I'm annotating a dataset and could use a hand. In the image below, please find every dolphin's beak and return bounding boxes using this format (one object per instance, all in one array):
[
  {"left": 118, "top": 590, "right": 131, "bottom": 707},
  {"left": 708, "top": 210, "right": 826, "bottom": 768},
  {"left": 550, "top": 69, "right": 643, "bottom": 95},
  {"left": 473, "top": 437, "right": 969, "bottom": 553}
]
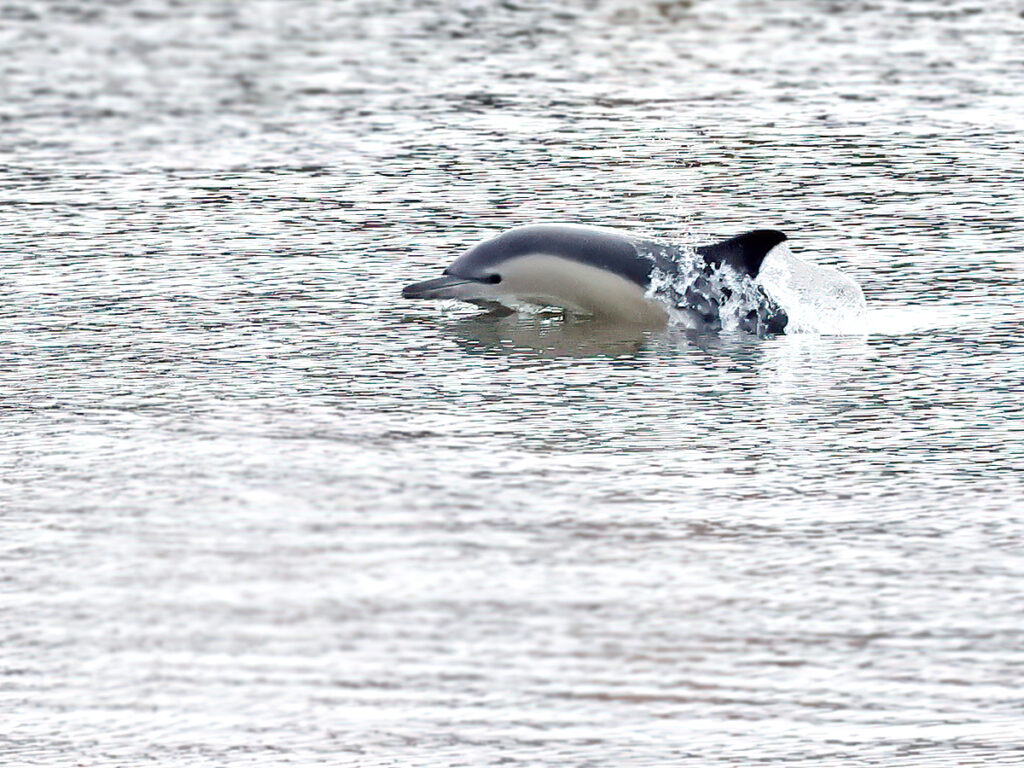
[{"left": 402, "top": 275, "right": 481, "bottom": 300}]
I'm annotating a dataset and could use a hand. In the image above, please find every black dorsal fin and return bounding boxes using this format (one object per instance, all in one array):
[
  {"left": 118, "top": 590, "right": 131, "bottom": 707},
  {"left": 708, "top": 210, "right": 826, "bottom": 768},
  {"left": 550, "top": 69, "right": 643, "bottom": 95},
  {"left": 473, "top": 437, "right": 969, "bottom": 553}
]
[{"left": 695, "top": 229, "right": 788, "bottom": 277}]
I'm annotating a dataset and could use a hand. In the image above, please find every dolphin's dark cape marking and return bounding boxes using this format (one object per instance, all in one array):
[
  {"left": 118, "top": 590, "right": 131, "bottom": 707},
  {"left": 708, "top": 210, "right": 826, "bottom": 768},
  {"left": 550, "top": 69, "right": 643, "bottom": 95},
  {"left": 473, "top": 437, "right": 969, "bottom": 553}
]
[{"left": 402, "top": 224, "right": 789, "bottom": 334}]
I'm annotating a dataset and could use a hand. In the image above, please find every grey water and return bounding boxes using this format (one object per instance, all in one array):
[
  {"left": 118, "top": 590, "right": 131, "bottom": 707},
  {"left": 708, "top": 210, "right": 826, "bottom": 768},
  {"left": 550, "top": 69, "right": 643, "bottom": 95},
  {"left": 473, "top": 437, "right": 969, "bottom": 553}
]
[{"left": 2, "top": 0, "right": 1024, "bottom": 765}]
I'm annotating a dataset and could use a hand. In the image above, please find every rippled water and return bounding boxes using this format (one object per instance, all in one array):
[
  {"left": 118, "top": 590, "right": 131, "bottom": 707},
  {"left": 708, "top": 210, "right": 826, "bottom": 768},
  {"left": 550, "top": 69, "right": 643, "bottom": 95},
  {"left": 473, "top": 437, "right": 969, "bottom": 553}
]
[{"left": 3, "top": 1, "right": 1024, "bottom": 765}]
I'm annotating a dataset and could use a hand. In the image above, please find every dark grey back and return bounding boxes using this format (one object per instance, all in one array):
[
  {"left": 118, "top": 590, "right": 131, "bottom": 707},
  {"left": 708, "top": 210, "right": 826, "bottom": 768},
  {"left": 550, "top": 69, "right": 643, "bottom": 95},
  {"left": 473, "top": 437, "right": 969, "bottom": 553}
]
[
  {"left": 445, "top": 225, "right": 657, "bottom": 287},
  {"left": 444, "top": 225, "right": 787, "bottom": 287}
]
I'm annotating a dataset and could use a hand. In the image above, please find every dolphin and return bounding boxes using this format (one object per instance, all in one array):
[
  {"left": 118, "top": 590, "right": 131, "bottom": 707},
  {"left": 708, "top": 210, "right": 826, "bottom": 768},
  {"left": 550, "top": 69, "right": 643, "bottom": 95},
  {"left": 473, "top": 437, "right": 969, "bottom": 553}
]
[{"left": 402, "top": 224, "right": 789, "bottom": 334}]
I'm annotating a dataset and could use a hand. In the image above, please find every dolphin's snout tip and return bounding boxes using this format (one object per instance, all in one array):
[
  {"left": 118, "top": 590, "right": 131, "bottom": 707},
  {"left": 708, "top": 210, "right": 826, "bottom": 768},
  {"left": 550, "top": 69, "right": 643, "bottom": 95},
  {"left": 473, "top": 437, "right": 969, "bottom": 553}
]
[
  {"left": 402, "top": 277, "right": 440, "bottom": 299},
  {"left": 401, "top": 275, "right": 473, "bottom": 300}
]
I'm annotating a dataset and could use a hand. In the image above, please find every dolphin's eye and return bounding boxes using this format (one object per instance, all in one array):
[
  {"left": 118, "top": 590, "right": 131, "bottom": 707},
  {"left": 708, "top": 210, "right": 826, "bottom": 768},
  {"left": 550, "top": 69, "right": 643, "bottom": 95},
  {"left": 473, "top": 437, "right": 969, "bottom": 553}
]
[{"left": 484, "top": 274, "right": 502, "bottom": 284}]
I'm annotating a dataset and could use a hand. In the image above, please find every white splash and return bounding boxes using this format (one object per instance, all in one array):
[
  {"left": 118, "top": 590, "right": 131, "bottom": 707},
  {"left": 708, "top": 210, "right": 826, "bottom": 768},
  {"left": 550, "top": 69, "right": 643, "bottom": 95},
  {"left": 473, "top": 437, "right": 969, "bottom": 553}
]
[
  {"left": 757, "top": 243, "right": 868, "bottom": 335},
  {"left": 647, "top": 243, "right": 788, "bottom": 335},
  {"left": 860, "top": 301, "right": 1024, "bottom": 336},
  {"left": 716, "top": 263, "right": 775, "bottom": 333}
]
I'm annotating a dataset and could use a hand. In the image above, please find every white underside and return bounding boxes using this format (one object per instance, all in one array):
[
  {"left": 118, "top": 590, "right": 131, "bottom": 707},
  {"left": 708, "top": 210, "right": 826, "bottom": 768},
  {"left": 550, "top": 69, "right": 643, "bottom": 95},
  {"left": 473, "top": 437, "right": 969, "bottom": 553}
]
[{"left": 493, "top": 254, "right": 668, "bottom": 325}]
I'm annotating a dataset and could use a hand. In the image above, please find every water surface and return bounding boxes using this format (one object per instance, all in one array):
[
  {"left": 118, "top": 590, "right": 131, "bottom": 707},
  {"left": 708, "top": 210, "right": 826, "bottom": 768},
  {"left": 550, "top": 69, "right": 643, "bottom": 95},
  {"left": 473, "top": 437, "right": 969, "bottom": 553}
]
[{"left": 2, "top": 1, "right": 1023, "bottom": 765}]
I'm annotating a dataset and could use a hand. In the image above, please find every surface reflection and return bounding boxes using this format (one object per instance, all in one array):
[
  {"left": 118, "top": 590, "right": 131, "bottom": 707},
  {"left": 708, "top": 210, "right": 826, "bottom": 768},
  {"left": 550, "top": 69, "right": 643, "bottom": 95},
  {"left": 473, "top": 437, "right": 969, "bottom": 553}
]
[{"left": 447, "top": 313, "right": 652, "bottom": 359}]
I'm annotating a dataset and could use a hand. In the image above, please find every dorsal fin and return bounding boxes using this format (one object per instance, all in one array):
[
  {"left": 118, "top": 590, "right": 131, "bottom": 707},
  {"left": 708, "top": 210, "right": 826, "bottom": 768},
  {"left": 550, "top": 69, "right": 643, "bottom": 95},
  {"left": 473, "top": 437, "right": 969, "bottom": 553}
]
[{"left": 696, "top": 229, "right": 787, "bottom": 277}]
